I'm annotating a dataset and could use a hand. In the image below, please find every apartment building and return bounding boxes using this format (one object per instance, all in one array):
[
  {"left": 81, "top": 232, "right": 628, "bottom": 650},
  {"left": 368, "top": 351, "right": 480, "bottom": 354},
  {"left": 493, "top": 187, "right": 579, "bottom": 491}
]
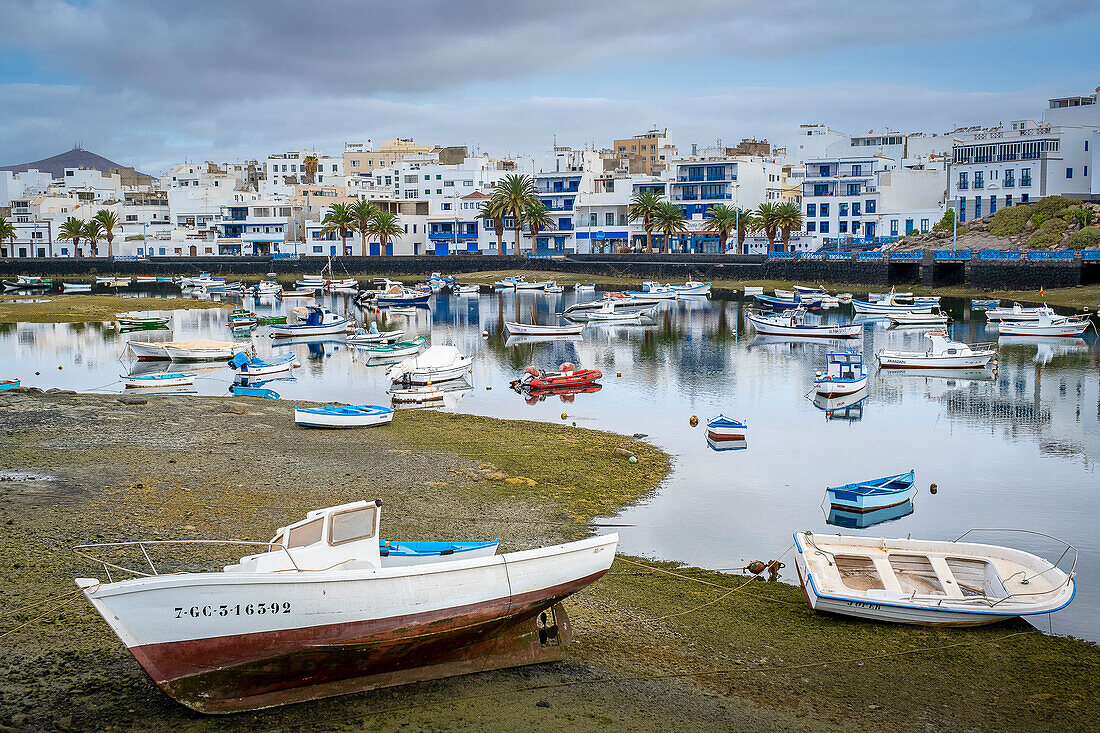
[
  {"left": 612, "top": 129, "right": 670, "bottom": 175},
  {"left": 214, "top": 201, "right": 293, "bottom": 256}
]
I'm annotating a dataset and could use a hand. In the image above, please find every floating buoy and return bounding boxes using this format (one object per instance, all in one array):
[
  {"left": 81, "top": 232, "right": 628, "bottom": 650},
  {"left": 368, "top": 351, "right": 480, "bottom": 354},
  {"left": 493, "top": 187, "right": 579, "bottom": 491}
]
[
  {"left": 486, "top": 385, "right": 492, "bottom": 390},
  {"left": 616, "top": 372, "right": 622, "bottom": 378},
  {"left": 58, "top": 365, "right": 63, "bottom": 370},
  {"left": 689, "top": 415, "right": 699, "bottom": 427},
  {"left": 35, "top": 371, "right": 40, "bottom": 376},
  {"left": 628, "top": 456, "right": 637, "bottom": 464},
  {"left": 747, "top": 560, "right": 766, "bottom": 575},
  {"left": 560, "top": 412, "right": 568, "bottom": 420},
  {"left": 571, "top": 421, "right": 576, "bottom": 426},
  {"left": 482, "top": 330, "right": 489, "bottom": 338},
  {"left": 929, "top": 483, "right": 938, "bottom": 495}
]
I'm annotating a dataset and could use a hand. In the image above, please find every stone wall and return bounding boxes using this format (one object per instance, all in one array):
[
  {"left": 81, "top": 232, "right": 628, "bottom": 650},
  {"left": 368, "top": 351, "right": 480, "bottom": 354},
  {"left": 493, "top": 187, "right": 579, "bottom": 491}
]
[{"left": 969, "top": 262, "right": 1081, "bottom": 290}]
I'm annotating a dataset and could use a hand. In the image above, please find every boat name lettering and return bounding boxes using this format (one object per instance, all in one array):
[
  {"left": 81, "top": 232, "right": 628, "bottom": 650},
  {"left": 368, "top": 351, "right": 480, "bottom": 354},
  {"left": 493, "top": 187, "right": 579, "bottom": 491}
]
[
  {"left": 844, "top": 601, "right": 881, "bottom": 610},
  {"left": 174, "top": 602, "right": 291, "bottom": 619}
]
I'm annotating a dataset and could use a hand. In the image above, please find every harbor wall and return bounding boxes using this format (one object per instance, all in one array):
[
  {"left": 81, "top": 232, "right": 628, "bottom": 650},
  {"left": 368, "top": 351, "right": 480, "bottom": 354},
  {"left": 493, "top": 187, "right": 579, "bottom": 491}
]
[{"left": 0, "top": 254, "right": 1087, "bottom": 291}]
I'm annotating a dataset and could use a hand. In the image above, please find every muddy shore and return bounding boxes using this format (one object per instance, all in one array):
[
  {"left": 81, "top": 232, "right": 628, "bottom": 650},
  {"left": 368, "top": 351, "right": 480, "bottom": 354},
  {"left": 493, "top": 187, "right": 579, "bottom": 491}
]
[
  {"left": 1, "top": 392, "right": 1097, "bottom": 732},
  {"left": 0, "top": 294, "right": 224, "bottom": 324}
]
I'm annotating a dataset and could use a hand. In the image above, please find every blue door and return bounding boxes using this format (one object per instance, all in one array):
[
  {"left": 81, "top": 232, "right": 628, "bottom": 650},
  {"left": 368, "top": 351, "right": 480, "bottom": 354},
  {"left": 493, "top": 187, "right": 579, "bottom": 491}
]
[
  {"left": 434, "top": 242, "right": 449, "bottom": 256},
  {"left": 386, "top": 243, "right": 393, "bottom": 256},
  {"left": 370, "top": 242, "right": 381, "bottom": 257},
  {"left": 330, "top": 245, "right": 337, "bottom": 256}
]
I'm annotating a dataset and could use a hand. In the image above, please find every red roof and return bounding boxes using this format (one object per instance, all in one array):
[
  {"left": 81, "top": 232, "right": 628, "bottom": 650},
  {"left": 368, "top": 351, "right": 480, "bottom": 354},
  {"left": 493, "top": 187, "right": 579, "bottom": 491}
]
[{"left": 462, "top": 191, "right": 490, "bottom": 199}]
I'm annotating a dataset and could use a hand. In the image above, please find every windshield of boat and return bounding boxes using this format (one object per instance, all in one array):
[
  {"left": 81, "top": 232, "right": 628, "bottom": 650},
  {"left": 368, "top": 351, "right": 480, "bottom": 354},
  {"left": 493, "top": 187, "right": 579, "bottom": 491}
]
[
  {"left": 287, "top": 517, "right": 323, "bottom": 548},
  {"left": 330, "top": 505, "right": 377, "bottom": 545}
]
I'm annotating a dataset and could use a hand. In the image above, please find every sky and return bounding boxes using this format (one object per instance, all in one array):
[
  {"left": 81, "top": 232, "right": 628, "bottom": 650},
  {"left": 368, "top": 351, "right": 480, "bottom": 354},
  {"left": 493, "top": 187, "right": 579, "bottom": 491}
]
[{"left": 1, "top": 0, "right": 1099, "bottom": 175}]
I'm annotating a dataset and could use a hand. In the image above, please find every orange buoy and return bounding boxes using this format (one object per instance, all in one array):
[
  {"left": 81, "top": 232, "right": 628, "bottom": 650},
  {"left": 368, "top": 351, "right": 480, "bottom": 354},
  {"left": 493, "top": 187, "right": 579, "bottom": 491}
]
[
  {"left": 560, "top": 412, "right": 568, "bottom": 420},
  {"left": 747, "top": 560, "right": 766, "bottom": 575},
  {"left": 689, "top": 415, "right": 699, "bottom": 427}
]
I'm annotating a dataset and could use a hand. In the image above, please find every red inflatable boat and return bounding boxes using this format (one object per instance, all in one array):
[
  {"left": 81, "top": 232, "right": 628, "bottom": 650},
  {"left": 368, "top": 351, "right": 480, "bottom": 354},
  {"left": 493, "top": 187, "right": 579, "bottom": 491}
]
[{"left": 510, "top": 363, "right": 603, "bottom": 392}]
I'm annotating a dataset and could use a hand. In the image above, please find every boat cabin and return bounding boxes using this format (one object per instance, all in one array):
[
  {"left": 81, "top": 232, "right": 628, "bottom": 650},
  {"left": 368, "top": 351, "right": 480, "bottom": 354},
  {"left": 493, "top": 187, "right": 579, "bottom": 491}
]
[
  {"left": 822, "top": 350, "right": 866, "bottom": 380},
  {"left": 301, "top": 306, "right": 343, "bottom": 327},
  {"left": 225, "top": 500, "right": 383, "bottom": 573}
]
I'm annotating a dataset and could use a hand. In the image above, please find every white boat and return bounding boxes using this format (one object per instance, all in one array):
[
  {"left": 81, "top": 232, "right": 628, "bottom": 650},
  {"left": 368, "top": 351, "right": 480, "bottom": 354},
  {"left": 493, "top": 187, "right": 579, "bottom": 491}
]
[
  {"left": 385, "top": 306, "right": 418, "bottom": 316},
  {"left": 388, "top": 385, "right": 446, "bottom": 404},
  {"left": 122, "top": 372, "right": 197, "bottom": 389},
  {"left": 747, "top": 310, "right": 862, "bottom": 339},
  {"left": 74, "top": 500, "right": 617, "bottom": 712},
  {"left": 62, "top": 282, "right": 92, "bottom": 293},
  {"left": 270, "top": 307, "right": 354, "bottom": 338},
  {"left": 586, "top": 301, "right": 656, "bottom": 322},
  {"left": 163, "top": 338, "right": 251, "bottom": 362},
  {"left": 813, "top": 349, "right": 869, "bottom": 396},
  {"left": 563, "top": 294, "right": 660, "bottom": 317},
  {"left": 852, "top": 297, "right": 934, "bottom": 315},
  {"left": 678, "top": 280, "right": 711, "bottom": 296},
  {"left": 201, "top": 281, "right": 244, "bottom": 294},
  {"left": 505, "top": 322, "right": 585, "bottom": 336},
  {"left": 326, "top": 278, "right": 359, "bottom": 291},
  {"left": 515, "top": 280, "right": 554, "bottom": 290},
  {"left": 774, "top": 288, "right": 796, "bottom": 299},
  {"left": 229, "top": 352, "right": 297, "bottom": 378},
  {"left": 573, "top": 283, "right": 596, "bottom": 291},
  {"left": 793, "top": 530, "right": 1076, "bottom": 627},
  {"left": 494, "top": 276, "right": 524, "bottom": 289},
  {"left": 885, "top": 309, "right": 950, "bottom": 326},
  {"left": 386, "top": 344, "right": 472, "bottom": 385},
  {"left": 868, "top": 289, "right": 912, "bottom": 300},
  {"left": 456, "top": 284, "right": 480, "bottom": 295},
  {"left": 134, "top": 276, "right": 157, "bottom": 284},
  {"left": 877, "top": 332, "right": 996, "bottom": 369},
  {"left": 251, "top": 280, "right": 281, "bottom": 295},
  {"left": 295, "top": 275, "right": 328, "bottom": 291},
  {"left": 180, "top": 273, "right": 224, "bottom": 288},
  {"left": 742, "top": 286, "right": 764, "bottom": 296},
  {"left": 346, "top": 324, "right": 405, "bottom": 344},
  {"left": 294, "top": 404, "right": 394, "bottom": 428},
  {"left": 985, "top": 302, "right": 1045, "bottom": 322},
  {"left": 997, "top": 308, "right": 1092, "bottom": 337},
  {"left": 793, "top": 285, "right": 828, "bottom": 295},
  {"left": 543, "top": 282, "right": 564, "bottom": 293}
]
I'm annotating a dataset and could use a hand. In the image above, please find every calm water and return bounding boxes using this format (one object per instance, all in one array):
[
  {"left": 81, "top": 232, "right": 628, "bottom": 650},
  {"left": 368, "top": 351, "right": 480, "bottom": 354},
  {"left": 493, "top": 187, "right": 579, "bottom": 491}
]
[{"left": 3, "top": 289, "right": 1098, "bottom": 639}]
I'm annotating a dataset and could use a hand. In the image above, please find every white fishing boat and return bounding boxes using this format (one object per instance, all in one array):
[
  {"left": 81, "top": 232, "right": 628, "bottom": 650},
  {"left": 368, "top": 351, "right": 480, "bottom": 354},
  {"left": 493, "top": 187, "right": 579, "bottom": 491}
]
[
  {"left": 746, "top": 310, "right": 862, "bottom": 339},
  {"left": 346, "top": 324, "right": 405, "bottom": 344},
  {"left": 494, "top": 276, "right": 524, "bottom": 289},
  {"left": 74, "top": 500, "right": 617, "bottom": 712},
  {"left": 997, "top": 308, "right": 1092, "bottom": 337},
  {"left": 885, "top": 309, "right": 950, "bottom": 326},
  {"left": 250, "top": 280, "right": 281, "bottom": 295},
  {"left": 543, "top": 282, "right": 564, "bottom": 294},
  {"left": 295, "top": 275, "right": 328, "bottom": 291},
  {"left": 515, "top": 279, "right": 554, "bottom": 290},
  {"left": 180, "top": 273, "right": 224, "bottom": 288},
  {"left": 122, "top": 372, "right": 197, "bottom": 389},
  {"left": 793, "top": 529, "right": 1076, "bottom": 627},
  {"left": 504, "top": 322, "right": 585, "bottom": 336},
  {"left": 62, "top": 282, "right": 92, "bottom": 293},
  {"left": 868, "top": 289, "right": 913, "bottom": 300},
  {"left": 163, "top": 338, "right": 251, "bottom": 362},
  {"left": 573, "top": 283, "right": 596, "bottom": 291},
  {"left": 270, "top": 307, "right": 354, "bottom": 338},
  {"left": 985, "top": 302, "right": 1045, "bottom": 322},
  {"left": 877, "top": 332, "right": 996, "bottom": 369},
  {"left": 742, "top": 286, "right": 764, "bottom": 296},
  {"left": 201, "top": 281, "right": 244, "bottom": 294},
  {"left": 852, "top": 297, "right": 935, "bottom": 315},
  {"left": 563, "top": 294, "right": 660, "bottom": 318},
  {"left": 813, "top": 350, "right": 869, "bottom": 396},
  {"left": 678, "top": 280, "right": 711, "bottom": 296},
  {"left": 386, "top": 344, "right": 472, "bottom": 385},
  {"left": 586, "top": 301, "right": 656, "bottom": 322},
  {"left": 456, "top": 284, "right": 480, "bottom": 295},
  {"left": 326, "top": 278, "right": 359, "bottom": 291}
]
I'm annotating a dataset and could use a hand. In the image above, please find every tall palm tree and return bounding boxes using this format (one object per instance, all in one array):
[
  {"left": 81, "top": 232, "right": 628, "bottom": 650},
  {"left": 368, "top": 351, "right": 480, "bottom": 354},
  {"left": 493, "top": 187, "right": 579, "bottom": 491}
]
[
  {"left": 94, "top": 209, "right": 118, "bottom": 260},
  {"left": 83, "top": 219, "right": 103, "bottom": 257},
  {"left": 477, "top": 195, "right": 507, "bottom": 254},
  {"left": 0, "top": 216, "right": 15, "bottom": 253},
  {"left": 320, "top": 202, "right": 355, "bottom": 256},
  {"left": 652, "top": 202, "right": 688, "bottom": 254},
  {"left": 775, "top": 202, "right": 803, "bottom": 250},
  {"left": 349, "top": 199, "right": 379, "bottom": 256},
  {"left": 58, "top": 217, "right": 85, "bottom": 257},
  {"left": 366, "top": 210, "right": 403, "bottom": 256},
  {"left": 492, "top": 174, "right": 538, "bottom": 255},
  {"left": 628, "top": 189, "right": 663, "bottom": 253},
  {"left": 302, "top": 156, "right": 319, "bottom": 185},
  {"left": 703, "top": 204, "right": 739, "bottom": 254},
  {"left": 524, "top": 201, "right": 555, "bottom": 252},
  {"left": 733, "top": 208, "right": 758, "bottom": 254},
  {"left": 755, "top": 202, "right": 781, "bottom": 252}
]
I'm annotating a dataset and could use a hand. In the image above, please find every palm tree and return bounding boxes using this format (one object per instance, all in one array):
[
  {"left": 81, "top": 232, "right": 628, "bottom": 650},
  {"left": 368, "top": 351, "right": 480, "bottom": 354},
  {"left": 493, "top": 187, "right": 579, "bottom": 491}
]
[
  {"left": 0, "top": 216, "right": 15, "bottom": 253},
  {"left": 775, "top": 202, "right": 803, "bottom": 250},
  {"left": 492, "top": 174, "right": 539, "bottom": 255},
  {"left": 349, "top": 199, "right": 379, "bottom": 256},
  {"left": 628, "top": 189, "right": 663, "bottom": 253},
  {"left": 524, "top": 201, "right": 555, "bottom": 252},
  {"left": 652, "top": 202, "right": 688, "bottom": 254},
  {"left": 703, "top": 204, "right": 739, "bottom": 254},
  {"left": 94, "top": 209, "right": 118, "bottom": 260},
  {"left": 58, "top": 217, "right": 85, "bottom": 257},
  {"left": 477, "top": 195, "right": 507, "bottom": 254},
  {"left": 755, "top": 202, "right": 781, "bottom": 252},
  {"left": 83, "top": 219, "right": 103, "bottom": 257},
  {"left": 366, "top": 210, "right": 403, "bottom": 256},
  {"left": 732, "top": 208, "right": 758, "bottom": 254},
  {"left": 302, "top": 156, "right": 319, "bottom": 185},
  {"left": 320, "top": 202, "right": 355, "bottom": 256}
]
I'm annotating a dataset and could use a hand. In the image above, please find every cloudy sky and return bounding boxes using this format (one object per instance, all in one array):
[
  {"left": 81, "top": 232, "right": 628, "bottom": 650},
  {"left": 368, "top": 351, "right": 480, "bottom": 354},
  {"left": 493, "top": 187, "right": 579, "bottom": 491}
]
[{"left": 2, "top": 0, "right": 1098, "bottom": 174}]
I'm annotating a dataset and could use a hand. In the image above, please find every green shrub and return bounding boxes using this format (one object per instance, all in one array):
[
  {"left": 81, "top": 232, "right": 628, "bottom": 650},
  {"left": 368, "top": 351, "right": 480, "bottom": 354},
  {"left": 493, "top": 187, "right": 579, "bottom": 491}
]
[
  {"left": 933, "top": 209, "right": 957, "bottom": 231},
  {"left": 1061, "top": 206, "right": 1096, "bottom": 227},
  {"left": 1029, "top": 213, "right": 1048, "bottom": 229},
  {"left": 1033, "top": 195, "right": 1080, "bottom": 219},
  {"left": 1067, "top": 226, "right": 1100, "bottom": 250},
  {"left": 989, "top": 204, "right": 1032, "bottom": 236},
  {"left": 1026, "top": 218, "right": 1068, "bottom": 248}
]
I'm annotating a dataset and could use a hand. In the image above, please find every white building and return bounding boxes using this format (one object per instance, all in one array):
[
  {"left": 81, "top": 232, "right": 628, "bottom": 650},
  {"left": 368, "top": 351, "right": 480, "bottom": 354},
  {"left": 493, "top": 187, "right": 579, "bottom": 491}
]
[
  {"left": 0, "top": 169, "right": 53, "bottom": 207},
  {"left": 948, "top": 91, "right": 1100, "bottom": 222}
]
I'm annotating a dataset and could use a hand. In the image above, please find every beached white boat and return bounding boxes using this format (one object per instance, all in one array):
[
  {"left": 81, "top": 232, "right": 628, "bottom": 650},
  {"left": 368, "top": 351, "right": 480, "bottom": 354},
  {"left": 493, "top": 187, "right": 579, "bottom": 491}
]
[
  {"left": 122, "top": 372, "right": 197, "bottom": 389},
  {"left": 294, "top": 404, "right": 394, "bottom": 428},
  {"left": 793, "top": 530, "right": 1076, "bottom": 627},
  {"left": 877, "top": 332, "right": 996, "bottom": 369},
  {"left": 74, "top": 501, "right": 618, "bottom": 712},
  {"left": 885, "top": 309, "right": 950, "bottom": 326},
  {"left": 505, "top": 322, "right": 585, "bottom": 336},
  {"left": 386, "top": 345, "right": 472, "bottom": 385},
  {"left": 997, "top": 308, "right": 1092, "bottom": 337},
  {"left": 747, "top": 310, "right": 862, "bottom": 339},
  {"left": 62, "top": 282, "right": 92, "bottom": 293},
  {"left": 985, "top": 302, "right": 1044, "bottom": 322},
  {"left": 270, "top": 307, "right": 354, "bottom": 338}
]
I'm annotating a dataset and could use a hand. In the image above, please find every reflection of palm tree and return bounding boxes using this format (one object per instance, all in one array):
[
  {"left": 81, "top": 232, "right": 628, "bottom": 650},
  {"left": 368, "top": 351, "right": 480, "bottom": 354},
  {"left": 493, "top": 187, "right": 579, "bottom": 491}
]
[
  {"left": 703, "top": 205, "right": 738, "bottom": 254},
  {"left": 628, "top": 189, "right": 663, "bottom": 253},
  {"left": 59, "top": 217, "right": 85, "bottom": 257},
  {"left": 775, "top": 202, "right": 803, "bottom": 251},
  {"left": 94, "top": 209, "right": 118, "bottom": 260},
  {"left": 320, "top": 203, "right": 355, "bottom": 255},
  {"left": 349, "top": 199, "right": 378, "bottom": 257},
  {"left": 652, "top": 202, "right": 687, "bottom": 254},
  {"left": 367, "top": 210, "right": 402, "bottom": 255}
]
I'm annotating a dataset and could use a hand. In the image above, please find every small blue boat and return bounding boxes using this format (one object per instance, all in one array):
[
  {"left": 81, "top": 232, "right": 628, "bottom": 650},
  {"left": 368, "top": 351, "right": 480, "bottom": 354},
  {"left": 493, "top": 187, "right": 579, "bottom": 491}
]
[
  {"left": 0, "top": 379, "right": 19, "bottom": 390},
  {"left": 827, "top": 500, "right": 914, "bottom": 529},
  {"left": 294, "top": 404, "right": 394, "bottom": 428},
  {"left": 376, "top": 291, "right": 431, "bottom": 306},
  {"left": 754, "top": 294, "right": 821, "bottom": 310},
  {"left": 378, "top": 539, "right": 500, "bottom": 566},
  {"left": 230, "top": 385, "right": 280, "bottom": 399},
  {"left": 826, "top": 469, "right": 915, "bottom": 513}
]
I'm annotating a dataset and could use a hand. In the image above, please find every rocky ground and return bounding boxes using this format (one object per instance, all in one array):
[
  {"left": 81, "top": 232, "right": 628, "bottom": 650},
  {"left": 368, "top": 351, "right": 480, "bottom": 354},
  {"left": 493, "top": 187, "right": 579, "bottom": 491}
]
[{"left": 1, "top": 391, "right": 1098, "bottom": 732}]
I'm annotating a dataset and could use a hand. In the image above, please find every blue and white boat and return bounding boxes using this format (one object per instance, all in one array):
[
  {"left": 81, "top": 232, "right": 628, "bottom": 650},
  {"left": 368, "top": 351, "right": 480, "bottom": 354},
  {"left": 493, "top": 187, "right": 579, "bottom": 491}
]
[
  {"left": 375, "top": 290, "right": 431, "bottom": 306},
  {"left": 826, "top": 469, "right": 915, "bottom": 513},
  {"left": 971, "top": 298, "right": 1000, "bottom": 309},
  {"left": 230, "top": 385, "right": 280, "bottom": 399},
  {"left": 813, "top": 349, "right": 868, "bottom": 396},
  {"left": 270, "top": 307, "right": 353, "bottom": 338},
  {"left": 378, "top": 539, "right": 500, "bottom": 567},
  {"left": 122, "top": 372, "right": 197, "bottom": 389},
  {"left": 705, "top": 414, "right": 747, "bottom": 444},
  {"left": 1, "top": 379, "right": 21, "bottom": 390},
  {"left": 228, "top": 351, "right": 297, "bottom": 378},
  {"left": 852, "top": 297, "right": 934, "bottom": 315},
  {"left": 755, "top": 294, "right": 821, "bottom": 310},
  {"left": 293, "top": 404, "right": 395, "bottom": 428},
  {"left": 827, "top": 500, "right": 914, "bottom": 530}
]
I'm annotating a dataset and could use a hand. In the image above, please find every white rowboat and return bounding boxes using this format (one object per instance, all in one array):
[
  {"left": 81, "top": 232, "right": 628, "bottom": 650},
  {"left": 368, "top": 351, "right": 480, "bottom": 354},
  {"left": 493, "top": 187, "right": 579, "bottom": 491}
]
[{"left": 505, "top": 322, "right": 585, "bottom": 336}]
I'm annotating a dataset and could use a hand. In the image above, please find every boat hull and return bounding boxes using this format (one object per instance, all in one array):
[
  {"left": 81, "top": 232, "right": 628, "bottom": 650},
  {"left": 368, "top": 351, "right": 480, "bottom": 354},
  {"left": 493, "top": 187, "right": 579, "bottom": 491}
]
[
  {"left": 271, "top": 318, "right": 354, "bottom": 338},
  {"left": 164, "top": 346, "right": 246, "bottom": 361},
  {"left": 294, "top": 408, "right": 393, "bottom": 428},
  {"left": 997, "top": 322, "right": 1089, "bottom": 337},
  {"left": 814, "top": 376, "right": 868, "bottom": 396},
  {"left": 747, "top": 314, "right": 862, "bottom": 339},
  {"left": 877, "top": 353, "right": 993, "bottom": 369},
  {"left": 504, "top": 322, "right": 584, "bottom": 336}
]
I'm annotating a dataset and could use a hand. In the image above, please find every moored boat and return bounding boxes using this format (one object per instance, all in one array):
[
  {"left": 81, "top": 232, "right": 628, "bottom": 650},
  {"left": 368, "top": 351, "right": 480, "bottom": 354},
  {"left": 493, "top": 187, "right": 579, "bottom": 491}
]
[
  {"left": 250, "top": 280, "right": 282, "bottom": 295},
  {"left": 294, "top": 404, "right": 394, "bottom": 428},
  {"left": 277, "top": 289, "right": 316, "bottom": 298},
  {"left": 510, "top": 363, "right": 601, "bottom": 391},
  {"left": 813, "top": 349, "right": 869, "bottom": 396},
  {"left": 996, "top": 308, "right": 1092, "bottom": 337},
  {"left": 375, "top": 288, "right": 431, "bottom": 306},
  {"left": 562, "top": 293, "right": 660, "bottom": 317},
  {"left": 2, "top": 276, "right": 52, "bottom": 291},
  {"left": 357, "top": 337, "right": 426, "bottom": 358},
  {"left": 117, "top": 315, "right": 171, "bottom": 328},
  {"left": 504, "top": 321, "right": 585, "bottom": 336},
  {"left": 826, "top": 470, "right": 915, "bottom": 513},
  {"left": 792, "top": 529, "right": 1076, "bottom": 627},
  {"left": 386, "top": 344, "right": 471, "bottom": 385},
  {"left": 573, "top": 283, "right": 596, "bottom": 291},
  {"left": 985, "top": 302, "right": 1044, "bottom": 322},
  {"left": 970, "top": 299, "right": 1000, "bottom": 309},
  {"left": 852, "top": 297, "right": 934, "bottom": 315},
  {"left": 270, "top": 307, "right": 353, "bottom": 338},
  {"left": 122, "top": 372, "right": 197, "bottom": 389},
  {"left": 456, "top": 284, "right": 480, "bottom": 295},
  {"left": 62, "top": 282, "right": 92, "bottom": 293},
  {"left": 0, "top": 378, "right": 21, "bottom": 390},
  {"left": 346, "top": 324, "right": 405, "bottom": 344},
  {"left": 706, "top": 414, "right": 747, "bottom": 443},
  {"left": 885, "top": 309, "right": 950, "bottom": 326},
  {"left": 746, "top": 310, "right": 862, "bottom": 339},
  {"left": 229, "top": 352, "right": 297, "bottom": 378},
  {"left": 73, "top": 500, "right": 618, "bottom": 712},
  {"left": 877, "top": 332, "right": 996, "bottom": 369}
]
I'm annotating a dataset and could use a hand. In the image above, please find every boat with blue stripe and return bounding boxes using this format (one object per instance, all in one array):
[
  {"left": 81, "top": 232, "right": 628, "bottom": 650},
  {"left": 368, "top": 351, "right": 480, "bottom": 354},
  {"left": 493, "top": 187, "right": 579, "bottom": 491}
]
[
  {"left": 826, "top": 469, "right": 915, "bottom": 512},
  {"left": 229, "top": 351, "right": 297, "bottom": 377},
  {"left": 379, "top": 539, "right": 500, "bottom": 567},
  {"left": 294, "top": 404, "right": 394, "bottom": 428}
]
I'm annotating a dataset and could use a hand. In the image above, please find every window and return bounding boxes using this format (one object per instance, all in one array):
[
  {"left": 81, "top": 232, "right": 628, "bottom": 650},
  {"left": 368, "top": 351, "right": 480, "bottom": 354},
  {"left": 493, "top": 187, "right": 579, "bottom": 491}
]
[
  {"left": 839, "top": 203, "right": 848, "bottom": 217},
  {"left": 866, "top": 200, "right": 876, "bottom": 213},
  {"left": 958, "top": 172, "right": 968, "bottom": 190},
  {"left": 441, "top": 203, "right": 451, "bottom": 210},
  {"left": 1022, "top": 194, "right": 1029, "bottom": 203},
  {"left": 974, "top": 171, "right": 984, "bottom": 189},
  {"left": 1066, "top": 167, "right": 1073, "bottom": 179},
  {"left": 890, "top": 219, "right": 899, "bottom": 236},
  {"left": 846, "top": 184, "right": 860, "bottom": 195},
  {"left": 287, "top": 518, "right": 323, "bottom": 548},
  {"left": 313, "top": 245, "right": 323, "bottom": 253},
  {"left": 1086, "top": 140, "right": 1090, "bottom": 152},
  {"left": 806, "top": 203, "right": 815, "bottom": 217},
  {"left": 852, "top": 202, "right": 861, "bottom": 217},
  {"left": 1005, "top": 195, "right": 1012, "bottom": 207},
  {"left": 351, "top": 160, "right": 359, "bottom": 167},
  {"left": 974, "top": 197, "right": 982, "bottom": 218},
  {"left": 1004, "top": 170, "right": 1015, "bottom": 188},
  {"left": 807, "top": 221, "right": 816, "bottom": 232},
  {"left": 436, "top": 175, "right": 442, "bottom": 180},
  {"left": 839, "top": 221, "right": 848, "bottom": 233},
  {"left": 1021, "top": 168, "right": 1032, "bottom": 187},
  {"left": 990, "top": 196, "right": 997, "bottom": 214},
  {"left": 851, "top": 164, "right": 861, "bottom": 176},
  {"left": 819, "top": 203, "right": 829, "bottom": 217},
  {"left": 1085, "top": 166, "right": 1089, "bottom": 177},
  {"left": 820, "top": 222, "right": 829, "bottom": 234},
  {"left": 818, "top": 165, "right": 830, "bottom": 176},
  {"left": 920, "top": 218, "right": 930, "bottom": 232},
  {"left": 330, "top": 506, "right": 377, "bottom": 545},
  {"left": 605, "top": 212, "right": 614, "bottom": 226}
]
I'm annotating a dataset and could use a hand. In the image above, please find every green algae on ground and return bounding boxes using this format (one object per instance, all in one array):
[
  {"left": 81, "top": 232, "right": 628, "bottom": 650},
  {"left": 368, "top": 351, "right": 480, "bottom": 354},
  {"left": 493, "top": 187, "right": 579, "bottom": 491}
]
[{"left": 0, "top": 294, "right": 225, "bottom": 323}]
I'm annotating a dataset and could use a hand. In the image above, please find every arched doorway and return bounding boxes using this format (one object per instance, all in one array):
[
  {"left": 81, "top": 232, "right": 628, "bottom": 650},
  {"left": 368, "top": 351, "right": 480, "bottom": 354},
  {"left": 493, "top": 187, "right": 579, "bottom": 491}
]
[{"left": 189, "top": 245, "right": 197, "bottom": 257}]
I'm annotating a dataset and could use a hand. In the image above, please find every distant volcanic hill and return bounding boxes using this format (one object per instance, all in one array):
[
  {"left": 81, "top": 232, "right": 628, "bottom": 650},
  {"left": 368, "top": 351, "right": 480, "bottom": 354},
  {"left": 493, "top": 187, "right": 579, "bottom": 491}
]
[{"left": 0, "top": 146, "right": 150, "bottom": 182}]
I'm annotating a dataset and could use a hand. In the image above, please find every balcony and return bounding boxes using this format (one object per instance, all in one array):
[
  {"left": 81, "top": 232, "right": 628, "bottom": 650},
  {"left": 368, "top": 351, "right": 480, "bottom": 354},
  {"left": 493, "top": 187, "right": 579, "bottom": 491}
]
[
  {"left": 957, "top": 182, "right": 969, "bottom": 190},
  {"left": 1020, "top": 177, "right": 1032, "bottom": 187}
]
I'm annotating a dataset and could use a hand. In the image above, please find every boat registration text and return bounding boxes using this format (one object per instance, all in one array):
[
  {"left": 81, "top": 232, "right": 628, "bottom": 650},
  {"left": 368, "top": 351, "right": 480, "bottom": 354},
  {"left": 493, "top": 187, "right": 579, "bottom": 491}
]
[{"left": 175, "top": 602, "right": 291, "bottom": 619}]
